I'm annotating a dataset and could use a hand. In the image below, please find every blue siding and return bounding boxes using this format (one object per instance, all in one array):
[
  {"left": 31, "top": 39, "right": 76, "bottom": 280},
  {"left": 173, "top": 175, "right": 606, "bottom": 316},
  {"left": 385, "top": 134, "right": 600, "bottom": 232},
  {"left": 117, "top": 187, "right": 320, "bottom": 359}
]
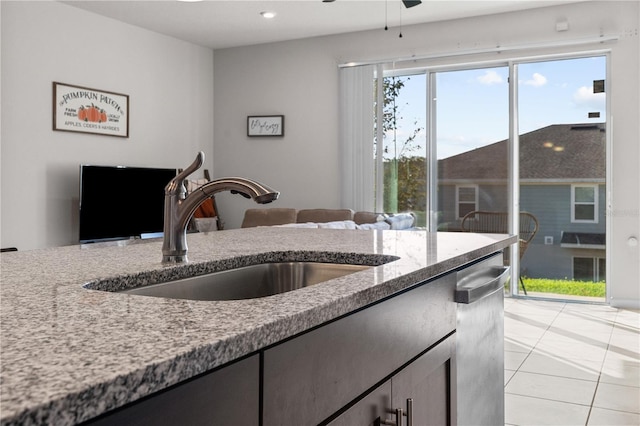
[
  {"left": 437, "top": 183, "right": 508, "bottom": 230},
  {"left": 437, "top": 182, "right": 606, "bottom": 280},
  {"left": 521, "top": 184, "right": 605, "bottom": 279},
  {"left": 520, "top": 184, "right": 606, "bottom": 245}
]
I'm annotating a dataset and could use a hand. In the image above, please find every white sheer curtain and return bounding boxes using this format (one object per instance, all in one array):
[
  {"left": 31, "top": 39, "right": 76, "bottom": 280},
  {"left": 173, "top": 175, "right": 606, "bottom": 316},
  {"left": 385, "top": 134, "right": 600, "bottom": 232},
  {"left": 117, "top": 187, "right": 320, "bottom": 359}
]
[{"left": 339, "top": 65, "right": 375, "bottom": 212}]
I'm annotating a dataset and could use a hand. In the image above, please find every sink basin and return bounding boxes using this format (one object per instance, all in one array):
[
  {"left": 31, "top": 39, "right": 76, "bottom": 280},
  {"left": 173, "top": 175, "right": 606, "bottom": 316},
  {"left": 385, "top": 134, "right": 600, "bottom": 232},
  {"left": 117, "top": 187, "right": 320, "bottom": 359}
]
[{"left": 120, "top": 262, "right": 371, "bottom": 301}]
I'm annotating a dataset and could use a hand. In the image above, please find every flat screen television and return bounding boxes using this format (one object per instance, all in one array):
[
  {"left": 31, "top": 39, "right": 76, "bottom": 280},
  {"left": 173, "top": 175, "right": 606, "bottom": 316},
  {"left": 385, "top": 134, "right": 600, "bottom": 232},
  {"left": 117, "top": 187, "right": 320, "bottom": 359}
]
[{"left": 79, "top": 164, "right": 177, "bottom": 243}]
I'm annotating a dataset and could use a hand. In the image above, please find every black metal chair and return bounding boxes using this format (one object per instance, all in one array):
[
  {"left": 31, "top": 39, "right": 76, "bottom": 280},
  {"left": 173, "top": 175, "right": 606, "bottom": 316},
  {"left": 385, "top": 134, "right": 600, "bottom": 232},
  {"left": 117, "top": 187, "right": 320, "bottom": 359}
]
[{"left": 461, "top": 210, "right": 539, "bottom": 295}]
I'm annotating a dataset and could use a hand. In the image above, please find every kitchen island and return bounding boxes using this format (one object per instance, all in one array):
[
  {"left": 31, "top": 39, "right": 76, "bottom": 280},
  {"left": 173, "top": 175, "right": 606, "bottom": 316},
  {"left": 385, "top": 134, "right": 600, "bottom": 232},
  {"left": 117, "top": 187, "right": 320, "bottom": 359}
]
[{"left": 0, "top": 228, "right": 515, "bottom": 425}]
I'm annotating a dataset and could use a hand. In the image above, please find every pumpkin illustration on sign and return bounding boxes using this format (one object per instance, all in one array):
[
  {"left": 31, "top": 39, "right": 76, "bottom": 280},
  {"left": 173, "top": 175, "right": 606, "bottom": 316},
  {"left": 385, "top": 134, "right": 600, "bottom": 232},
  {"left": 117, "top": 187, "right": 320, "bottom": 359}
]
[{"left": 77, "top": 104, "right": 107, "bottom": 123}]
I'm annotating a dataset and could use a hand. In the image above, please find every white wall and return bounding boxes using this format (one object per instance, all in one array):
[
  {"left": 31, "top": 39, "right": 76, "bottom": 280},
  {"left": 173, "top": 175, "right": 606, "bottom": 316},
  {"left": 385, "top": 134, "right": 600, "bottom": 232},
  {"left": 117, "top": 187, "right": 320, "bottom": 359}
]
[
  {"left": 0, "top": 1, "right": 214, "bottom": 250},
  {"left": 213, "top": 1, "right": 639, "bottom": 307}
]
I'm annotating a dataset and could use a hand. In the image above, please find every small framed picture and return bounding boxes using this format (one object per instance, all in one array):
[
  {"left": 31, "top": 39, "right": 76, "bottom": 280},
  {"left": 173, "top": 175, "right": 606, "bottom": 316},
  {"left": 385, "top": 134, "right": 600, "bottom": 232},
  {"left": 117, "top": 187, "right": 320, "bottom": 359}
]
[{"left": 247, "top": 115, "right": 284, "bottom": 137}]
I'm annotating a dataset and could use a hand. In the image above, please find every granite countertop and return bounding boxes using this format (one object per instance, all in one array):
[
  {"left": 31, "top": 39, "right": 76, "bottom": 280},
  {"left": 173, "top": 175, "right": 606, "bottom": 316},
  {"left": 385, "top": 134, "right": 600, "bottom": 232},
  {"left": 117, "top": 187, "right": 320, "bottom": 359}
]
[{"left": 0, "top": 228, "right": 515, "bottom": 425}]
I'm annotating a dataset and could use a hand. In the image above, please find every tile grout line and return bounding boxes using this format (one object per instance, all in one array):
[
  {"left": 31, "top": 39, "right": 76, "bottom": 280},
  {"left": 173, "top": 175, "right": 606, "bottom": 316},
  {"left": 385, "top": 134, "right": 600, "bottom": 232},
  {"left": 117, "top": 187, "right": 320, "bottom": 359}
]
[
  {"left": 504, "top": 390, "right": 595, "bottom": 408},
  {"left": 565, "top": 302, "right": 621, "bottom": 425},
  {"left": 504, "top": 300, "right": 566, "bottom": 387},
  {"left": 587, "top": 307, "right": 640, "bottom": 421},
  {"left": 560, "top": 302, "right": 612, "bottom": 426}
]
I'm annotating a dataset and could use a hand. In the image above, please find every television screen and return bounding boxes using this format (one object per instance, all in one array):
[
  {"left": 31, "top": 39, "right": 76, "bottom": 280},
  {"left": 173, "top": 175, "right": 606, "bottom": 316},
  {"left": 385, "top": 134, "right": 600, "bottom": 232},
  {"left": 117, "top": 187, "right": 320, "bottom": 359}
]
[{"left": 79, "top": 164, "right": 177, "bottom": 243}]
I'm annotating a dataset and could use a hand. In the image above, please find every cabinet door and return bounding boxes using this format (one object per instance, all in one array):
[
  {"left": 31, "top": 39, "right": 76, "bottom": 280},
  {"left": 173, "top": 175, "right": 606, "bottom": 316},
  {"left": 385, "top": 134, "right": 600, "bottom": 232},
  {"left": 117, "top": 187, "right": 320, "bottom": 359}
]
[
  {"left": 391, "top": 334, "right": 457, "bottom": 426},
  {"left": 326, "top": 334, "right": 456, "bottom": 426},
  {"left": 86, "top": 354, "right": 259, "bottom": 426}
]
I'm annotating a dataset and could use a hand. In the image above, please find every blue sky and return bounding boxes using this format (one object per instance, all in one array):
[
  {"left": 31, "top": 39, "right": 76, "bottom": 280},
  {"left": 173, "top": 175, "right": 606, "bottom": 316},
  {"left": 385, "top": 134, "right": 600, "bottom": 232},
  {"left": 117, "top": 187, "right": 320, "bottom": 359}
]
[{"left": 384, "top": 55, "right": 606, "bottom": 159}]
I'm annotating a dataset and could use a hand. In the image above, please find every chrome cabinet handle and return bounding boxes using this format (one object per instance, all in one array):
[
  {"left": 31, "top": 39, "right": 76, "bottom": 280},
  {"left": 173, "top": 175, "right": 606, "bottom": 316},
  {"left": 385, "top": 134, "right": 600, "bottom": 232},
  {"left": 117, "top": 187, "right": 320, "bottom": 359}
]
[
  {"left": 406, "top": 398, "right": 413, "bottom": 426},
  {"left": 381, "top": 408, "right": 403, "bottom": 426},
  {"left": 381, "top": 398, "right": 412, "bottom": 426}
]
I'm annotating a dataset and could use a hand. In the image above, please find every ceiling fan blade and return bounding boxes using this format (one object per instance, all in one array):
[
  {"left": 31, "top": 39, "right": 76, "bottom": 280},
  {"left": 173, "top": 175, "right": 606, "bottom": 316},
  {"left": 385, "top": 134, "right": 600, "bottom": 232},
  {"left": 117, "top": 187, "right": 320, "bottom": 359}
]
[{"left": 402, "top": 0, "right": 422, "bottom": 8}]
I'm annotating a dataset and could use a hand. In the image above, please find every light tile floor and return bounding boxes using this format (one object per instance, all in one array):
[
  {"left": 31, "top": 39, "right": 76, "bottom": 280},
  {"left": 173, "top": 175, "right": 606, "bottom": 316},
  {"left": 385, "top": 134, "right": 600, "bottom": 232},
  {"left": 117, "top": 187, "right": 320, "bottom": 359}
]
[{"left": 504, "top": 298, "right": 640, "bottom": 426}]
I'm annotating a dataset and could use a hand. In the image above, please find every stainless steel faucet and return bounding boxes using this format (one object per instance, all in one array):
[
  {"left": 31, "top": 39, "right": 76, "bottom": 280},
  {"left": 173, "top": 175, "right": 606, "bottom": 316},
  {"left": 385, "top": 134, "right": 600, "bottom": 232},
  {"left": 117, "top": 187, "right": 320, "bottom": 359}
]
[{"left": 162, "top": 151, "right": 279, "bottom": 263}]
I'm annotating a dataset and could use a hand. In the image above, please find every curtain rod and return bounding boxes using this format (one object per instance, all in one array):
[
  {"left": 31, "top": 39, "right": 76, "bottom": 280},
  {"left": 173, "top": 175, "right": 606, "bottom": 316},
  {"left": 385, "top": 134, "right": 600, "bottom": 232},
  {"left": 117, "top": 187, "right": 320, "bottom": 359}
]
[{"left": 338, "top": 34, "right": 620, "bottom": 68}]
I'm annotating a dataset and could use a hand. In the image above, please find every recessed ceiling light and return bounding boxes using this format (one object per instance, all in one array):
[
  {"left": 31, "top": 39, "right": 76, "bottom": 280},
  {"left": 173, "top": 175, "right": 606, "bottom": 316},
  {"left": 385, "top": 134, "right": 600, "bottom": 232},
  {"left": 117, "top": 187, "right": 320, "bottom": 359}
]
[
  {"left": 543, "top": 141, "right": 554, "bottom": 148},
  {"left": 260, "top": 11, "right": 276, "bottom": 19},
  {"left": 553, "top": 146, "right": 565, "bottom": 152}
]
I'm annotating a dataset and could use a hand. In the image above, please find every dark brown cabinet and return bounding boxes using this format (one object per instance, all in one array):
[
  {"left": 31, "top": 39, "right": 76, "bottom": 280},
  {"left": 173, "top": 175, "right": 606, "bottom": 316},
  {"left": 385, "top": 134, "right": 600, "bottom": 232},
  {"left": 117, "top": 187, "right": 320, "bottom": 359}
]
[
  {"left": 263, "top": 272, "right": 457, "bottom": 426},
  {"left": 390, "top": 334, "right": 456, "bottom": 426},
  {"left": 328, "top": 334, "right": 456, "bottom": 426},
  {"left": 328, "top": 381, "right": 392, "bottom": 426},
  {"left": 85, "top": 354, "right": 260, "bottom": 426}
]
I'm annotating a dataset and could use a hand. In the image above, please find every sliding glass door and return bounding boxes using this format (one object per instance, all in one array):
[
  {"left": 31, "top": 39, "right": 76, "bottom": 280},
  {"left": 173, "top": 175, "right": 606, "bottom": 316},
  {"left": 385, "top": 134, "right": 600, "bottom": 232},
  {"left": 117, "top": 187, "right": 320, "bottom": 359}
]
[
  {"left": 372, "top": 54, "right": 608, "bottom": 301},
  {"left": 516, "top": 56, "right": 607, "bottom": 301}
]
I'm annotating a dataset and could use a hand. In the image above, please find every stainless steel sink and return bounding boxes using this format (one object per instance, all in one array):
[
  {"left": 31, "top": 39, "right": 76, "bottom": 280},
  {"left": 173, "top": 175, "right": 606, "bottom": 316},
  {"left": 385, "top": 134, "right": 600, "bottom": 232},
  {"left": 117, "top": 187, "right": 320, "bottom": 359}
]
[{"left": 120, "top": 262, "right": 371, "bottom": 301}]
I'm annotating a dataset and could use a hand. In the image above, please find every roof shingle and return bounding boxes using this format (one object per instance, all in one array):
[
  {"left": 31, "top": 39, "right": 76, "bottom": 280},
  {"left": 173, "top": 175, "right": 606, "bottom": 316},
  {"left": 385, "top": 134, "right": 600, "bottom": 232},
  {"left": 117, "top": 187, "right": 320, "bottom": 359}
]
[{"left": 438, "top": 123, "right": 606, "bottom": 181}]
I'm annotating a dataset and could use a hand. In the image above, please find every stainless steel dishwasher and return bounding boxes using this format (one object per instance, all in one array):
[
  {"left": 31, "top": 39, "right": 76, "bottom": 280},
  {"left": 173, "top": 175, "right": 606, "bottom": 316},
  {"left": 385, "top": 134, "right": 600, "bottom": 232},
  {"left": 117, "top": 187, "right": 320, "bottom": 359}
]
[{"left": 455, "top": 254, "right": 510, "bottom": 426}]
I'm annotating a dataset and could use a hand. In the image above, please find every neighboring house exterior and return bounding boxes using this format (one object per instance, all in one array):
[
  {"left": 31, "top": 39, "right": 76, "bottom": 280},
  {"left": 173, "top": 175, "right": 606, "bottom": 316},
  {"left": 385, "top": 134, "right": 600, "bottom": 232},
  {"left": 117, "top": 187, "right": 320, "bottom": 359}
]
[{"left": 437, "top": 123, "right": 606, "bottom": 282}]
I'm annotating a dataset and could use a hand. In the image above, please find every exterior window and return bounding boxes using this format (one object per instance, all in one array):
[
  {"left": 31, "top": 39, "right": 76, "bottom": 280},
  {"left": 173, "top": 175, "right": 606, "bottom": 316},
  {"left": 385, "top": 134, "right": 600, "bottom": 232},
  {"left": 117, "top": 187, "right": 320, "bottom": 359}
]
[
  {"left": 572, "top": 185, "right": 598, "bottom": 223},
  {"left": 573, "top": 257, "right": 605, "bottom": 281},
  {"left": 456, "top": 185, "right": 478, "bottom": 219}
]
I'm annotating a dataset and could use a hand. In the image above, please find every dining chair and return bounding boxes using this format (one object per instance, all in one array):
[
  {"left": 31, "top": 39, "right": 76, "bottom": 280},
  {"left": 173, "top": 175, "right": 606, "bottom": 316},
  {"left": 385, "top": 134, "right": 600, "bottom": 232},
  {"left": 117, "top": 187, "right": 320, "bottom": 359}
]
[{"left": 461, "top": 210, "right": 539, "bottom": 295}]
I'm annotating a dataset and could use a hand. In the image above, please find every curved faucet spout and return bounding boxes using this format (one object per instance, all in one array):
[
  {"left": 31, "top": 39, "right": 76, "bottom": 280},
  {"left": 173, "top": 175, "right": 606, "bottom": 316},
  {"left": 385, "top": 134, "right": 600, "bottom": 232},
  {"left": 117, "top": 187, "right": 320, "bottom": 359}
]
[{"left": 162, "top": 152, "right": 279, "bottom": 264}]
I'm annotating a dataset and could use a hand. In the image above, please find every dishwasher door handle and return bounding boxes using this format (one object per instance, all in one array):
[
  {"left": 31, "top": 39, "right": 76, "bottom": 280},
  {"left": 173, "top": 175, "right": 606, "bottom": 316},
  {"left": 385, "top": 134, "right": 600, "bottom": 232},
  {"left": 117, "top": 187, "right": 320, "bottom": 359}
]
[{"left": 455, "top": 266, "right": 510, "bottom": 304}]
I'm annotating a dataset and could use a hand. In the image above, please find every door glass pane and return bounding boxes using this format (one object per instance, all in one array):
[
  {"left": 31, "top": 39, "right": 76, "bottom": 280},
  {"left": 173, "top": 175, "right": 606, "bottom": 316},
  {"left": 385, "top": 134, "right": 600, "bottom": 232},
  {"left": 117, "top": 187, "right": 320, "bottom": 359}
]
[
  {"left": 518, "top": 56, "right": 606, "bottom": 301},
  {"left": 380, "top": 73, "right": 427, "bottom": 226},
  {"left": 435, "top": 67, "right": 509, "bottom": 232}
]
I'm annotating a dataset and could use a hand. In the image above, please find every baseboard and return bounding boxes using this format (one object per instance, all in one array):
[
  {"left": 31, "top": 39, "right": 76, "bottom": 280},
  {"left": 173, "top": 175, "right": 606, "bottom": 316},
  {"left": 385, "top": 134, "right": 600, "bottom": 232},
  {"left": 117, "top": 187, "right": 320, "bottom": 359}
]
[{"left": 608, "top": 297, "right": 640, "bottom": 309}]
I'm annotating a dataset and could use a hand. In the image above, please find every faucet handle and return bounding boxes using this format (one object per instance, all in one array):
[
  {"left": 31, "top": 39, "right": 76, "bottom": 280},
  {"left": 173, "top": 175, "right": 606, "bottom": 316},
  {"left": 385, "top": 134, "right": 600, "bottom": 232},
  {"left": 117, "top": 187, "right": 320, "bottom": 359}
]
[
  {"left": 166, "top": 152, "right": 205, "bottom": 194},
  {"left": 176, "top": 151, "right": 205, "bottom": 182}
]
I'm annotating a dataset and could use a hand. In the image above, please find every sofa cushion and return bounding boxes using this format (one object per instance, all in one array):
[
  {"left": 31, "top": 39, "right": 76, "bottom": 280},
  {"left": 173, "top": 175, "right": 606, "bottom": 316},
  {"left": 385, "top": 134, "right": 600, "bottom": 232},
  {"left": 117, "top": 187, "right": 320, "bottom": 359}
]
[
  {"left": 385, "top": 213, "right": 416, "bottom": 230},
  {"left": 241, "top": 208, "right": 415, "bottom": 230},
  {"left": 353, "top": 211, "right": 387, "bottom": 225},
  {"left": 241, "top": 208, "right": 298, "bottom": 228},
  {"left": 296, "top": 209, "right": 354, "bottom": 224}
]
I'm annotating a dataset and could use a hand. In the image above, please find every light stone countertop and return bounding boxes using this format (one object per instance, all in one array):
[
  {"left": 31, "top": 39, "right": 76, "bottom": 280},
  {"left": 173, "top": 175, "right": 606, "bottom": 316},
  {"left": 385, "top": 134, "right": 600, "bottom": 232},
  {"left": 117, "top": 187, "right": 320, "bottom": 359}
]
[{"left": 0, "top": 228, "right": 515, "bottom": 425}]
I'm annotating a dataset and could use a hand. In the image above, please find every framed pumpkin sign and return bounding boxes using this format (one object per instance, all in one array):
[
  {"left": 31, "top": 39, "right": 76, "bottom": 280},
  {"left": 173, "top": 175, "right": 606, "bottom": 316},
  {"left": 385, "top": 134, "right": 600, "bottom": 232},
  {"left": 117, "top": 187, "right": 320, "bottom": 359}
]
[{"left": 52, "top": 82, "right": 129, "bottom": 138}]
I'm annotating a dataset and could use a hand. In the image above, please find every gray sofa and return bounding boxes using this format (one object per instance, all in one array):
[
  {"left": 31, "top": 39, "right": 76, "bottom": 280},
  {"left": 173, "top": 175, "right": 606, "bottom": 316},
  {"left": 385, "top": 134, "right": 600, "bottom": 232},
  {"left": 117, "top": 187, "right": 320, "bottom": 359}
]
[{"left": 241, "top": 208, "right": 416, "bottom": 230}]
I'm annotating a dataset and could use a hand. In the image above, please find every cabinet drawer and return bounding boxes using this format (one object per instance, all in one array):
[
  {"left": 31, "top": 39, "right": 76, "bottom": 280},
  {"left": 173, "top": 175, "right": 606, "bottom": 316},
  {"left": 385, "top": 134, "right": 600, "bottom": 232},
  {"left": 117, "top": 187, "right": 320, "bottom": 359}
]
[{"left": 263, "top": 273, "right": 456, "bottom": 426}]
